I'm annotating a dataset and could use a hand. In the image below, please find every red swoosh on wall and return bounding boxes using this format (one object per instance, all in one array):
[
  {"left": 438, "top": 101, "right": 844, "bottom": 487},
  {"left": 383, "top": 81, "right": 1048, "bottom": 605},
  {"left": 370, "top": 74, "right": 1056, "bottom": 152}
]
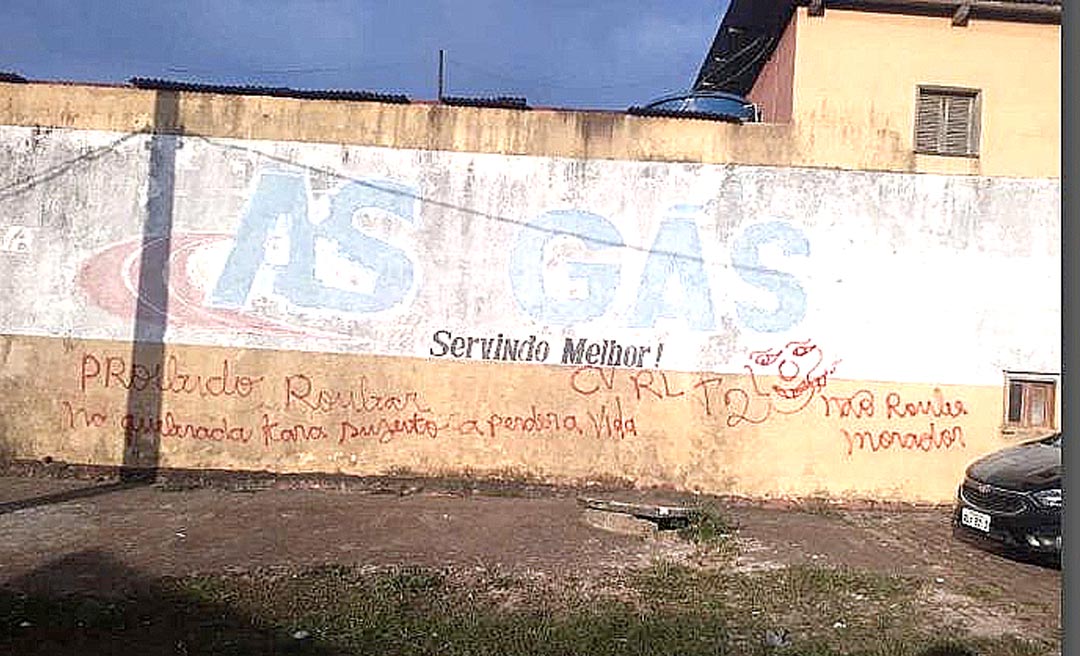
[{"left": 78, "top": 233, "right": 346, "bottom": 339}]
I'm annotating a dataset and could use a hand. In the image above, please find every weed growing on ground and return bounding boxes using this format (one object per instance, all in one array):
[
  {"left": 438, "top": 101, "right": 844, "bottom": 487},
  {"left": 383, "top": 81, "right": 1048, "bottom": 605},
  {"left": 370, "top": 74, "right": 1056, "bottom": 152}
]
[{"left": 678, "top": 501, "right": 737, "bottom": 557}]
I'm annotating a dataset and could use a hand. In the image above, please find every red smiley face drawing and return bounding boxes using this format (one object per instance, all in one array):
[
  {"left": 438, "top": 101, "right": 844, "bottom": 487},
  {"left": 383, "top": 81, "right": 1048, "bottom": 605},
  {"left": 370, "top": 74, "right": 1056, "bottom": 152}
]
[{"left": 745, "top": 340, "right": 838, "bottom": 415}]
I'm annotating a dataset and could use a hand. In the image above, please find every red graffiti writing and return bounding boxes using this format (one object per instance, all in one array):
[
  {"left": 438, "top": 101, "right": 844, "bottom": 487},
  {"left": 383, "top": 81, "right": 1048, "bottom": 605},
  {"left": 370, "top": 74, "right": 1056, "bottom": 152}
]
[
  {"left": 693, "top": 375, "right": 724, "bottom": 417},
  {"left": 842, "top": 424, "right": 965, "bottom": 454},
  {"left": 121, "top": 412, "right": 252, "bottom": 443},
  {"left": 81, "top": 353, "right": 263, "bottom": 398},
  {"left": 820, "top": 390, "right": 875, "bottom": 419},
  {"left": 586, "top": 397, "right": 637, "bottom": 439},
  {"left": 570, "top": 367, "right": 616, "bottom": 396},
  {"left": 823, "top": 389, "right": 967, "bottom": 421},
  {"left": 338, "top": 414, "right": 441, "bottom": 444},
  {"left": 60, "top": 401, "right": 108, "bottom": 429},
  {"left": 569, "top": 366, "right": 723, "bottom": 419},
  {"left": 476, "top": 408, "right": 581, "bottom": 439},
  {"left": 260, "top": 415, "right": 332, "bottom": 445},
  {"left": 284, "top": 373, "right": 431, "bottom": 415},
  {"left": 725, "top": 340, "right": 839, "bottom": 426},
  {"left": 629, "top": 370, "right": 685, "bottom": 401},
  {"left": 885, "top": 390, "right": 968, "bottom": 419}
]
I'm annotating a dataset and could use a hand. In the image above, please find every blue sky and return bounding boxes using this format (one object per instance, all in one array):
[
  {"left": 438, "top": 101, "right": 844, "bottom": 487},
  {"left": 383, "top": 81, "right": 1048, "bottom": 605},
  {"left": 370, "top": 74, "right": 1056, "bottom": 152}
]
[{"left": 2, "top": 1, "right": 731, "bottom": 110}]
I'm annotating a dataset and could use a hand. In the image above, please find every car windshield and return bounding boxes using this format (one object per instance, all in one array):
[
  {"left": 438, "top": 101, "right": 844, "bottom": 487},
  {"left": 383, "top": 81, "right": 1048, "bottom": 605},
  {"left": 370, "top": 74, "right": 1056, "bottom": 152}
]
[{"left": 1041, "top": 433, "right": 1062, "bottom": 447}]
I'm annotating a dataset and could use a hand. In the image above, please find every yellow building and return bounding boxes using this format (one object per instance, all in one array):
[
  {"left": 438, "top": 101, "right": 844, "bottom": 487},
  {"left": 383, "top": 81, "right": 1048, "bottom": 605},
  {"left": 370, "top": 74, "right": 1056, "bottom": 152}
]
[{"left": 696, "top": 0, "right": 1061, "bottom": 178}]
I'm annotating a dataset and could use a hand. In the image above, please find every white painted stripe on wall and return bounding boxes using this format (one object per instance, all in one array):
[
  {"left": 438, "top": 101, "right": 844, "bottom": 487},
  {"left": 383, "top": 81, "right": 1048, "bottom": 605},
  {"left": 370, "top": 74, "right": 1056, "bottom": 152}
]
[{"left": 0, "top": 125, "right": 1060, "bottom": 385}]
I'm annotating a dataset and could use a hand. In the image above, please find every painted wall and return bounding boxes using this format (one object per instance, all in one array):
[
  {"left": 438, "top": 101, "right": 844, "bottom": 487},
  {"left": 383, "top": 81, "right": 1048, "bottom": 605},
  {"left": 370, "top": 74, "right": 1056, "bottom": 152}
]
[
  {"left": 790, "top": 8, "right": 1060, "bottom": 178},
  {"left": 0, "top": 123, "right": 1060, "bottom": 502},
  {"left": 748, "top": 12, "right": 797, "bottom": 124}
]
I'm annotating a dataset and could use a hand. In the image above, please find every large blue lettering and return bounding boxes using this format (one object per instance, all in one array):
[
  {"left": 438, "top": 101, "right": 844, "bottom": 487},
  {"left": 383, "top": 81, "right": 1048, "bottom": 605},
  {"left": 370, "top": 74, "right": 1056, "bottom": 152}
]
[
  {"left": 731, "top": 221, "right": 809, "bottom": 333},
  {"left": 510, "top": 210, "right": 623, "bottom": 324},
  {"left": 278, "top": 179, "right": 417, "bottom": 313},
  {"left": 630, "top": 206, "right": 715, "bottom": 330},
  {"left": 210, "top": 171, "right": 308, "bottom": 309},
  {"left": 210, "top": 173, "right": 417, "bottom": 313}
]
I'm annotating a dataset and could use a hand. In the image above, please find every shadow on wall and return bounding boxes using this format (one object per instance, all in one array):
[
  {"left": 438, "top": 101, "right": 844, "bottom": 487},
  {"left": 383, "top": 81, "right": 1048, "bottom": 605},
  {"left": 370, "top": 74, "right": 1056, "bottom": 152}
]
[
  {"left": 121, "top": 89, "right": 180, "bottom": 482},
  {"left": 0, "top": 430, "right": 11, "bottom": 469},
  {"left": 0, "top": 550, "right": 335, "bottom": 656},
  {"left": 0, "top": 379, "right": 13, "bottom": 467}
]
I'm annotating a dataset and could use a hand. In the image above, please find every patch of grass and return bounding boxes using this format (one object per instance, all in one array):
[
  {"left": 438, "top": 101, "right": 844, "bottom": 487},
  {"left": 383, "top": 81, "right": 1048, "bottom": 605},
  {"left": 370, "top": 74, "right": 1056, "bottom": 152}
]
[
  {"left": 960, "top": 581, "right": 1006, "bottom": 603},
  {"left": 899, "top": 636, "right": 1052, "bottom": 656},
  {"left": 376, "top": 566, "right": 447, "bottom": 602},
  {"left": 0, "top": 564, "right": 1058, "bottom": 656},
  {"left": 631, "top": 559, "right": 712, "bottom": 603}
]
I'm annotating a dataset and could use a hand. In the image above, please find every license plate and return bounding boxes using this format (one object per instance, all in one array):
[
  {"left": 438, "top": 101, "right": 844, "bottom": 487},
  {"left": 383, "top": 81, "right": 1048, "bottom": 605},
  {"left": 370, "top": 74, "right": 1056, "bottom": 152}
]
[{"left": 961, "top": 507, "right": 991, "bottom": 533}]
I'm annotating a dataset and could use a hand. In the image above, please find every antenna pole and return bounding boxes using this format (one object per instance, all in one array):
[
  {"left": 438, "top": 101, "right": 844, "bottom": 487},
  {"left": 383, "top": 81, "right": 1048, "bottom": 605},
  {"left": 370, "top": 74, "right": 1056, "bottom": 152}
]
[{"left": 437, "top": 49, "right": 445, "bottom": 101}]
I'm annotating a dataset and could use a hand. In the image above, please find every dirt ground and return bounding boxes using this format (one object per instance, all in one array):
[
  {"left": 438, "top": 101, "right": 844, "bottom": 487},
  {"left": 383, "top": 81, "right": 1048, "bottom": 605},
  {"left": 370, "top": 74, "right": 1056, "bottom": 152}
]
[{"left": 0, "top": 473, "right": 1061, "bottom": 647}]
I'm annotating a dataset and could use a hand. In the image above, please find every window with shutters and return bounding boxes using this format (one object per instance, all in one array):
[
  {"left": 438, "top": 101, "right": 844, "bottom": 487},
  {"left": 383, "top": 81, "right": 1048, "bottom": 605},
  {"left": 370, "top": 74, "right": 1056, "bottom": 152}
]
[
  {"left": 914, "top": 86, "right": 980, "bottom": 157},
  {"left": 1004, "top": 372, "right": 1057, "bottom": 430}
]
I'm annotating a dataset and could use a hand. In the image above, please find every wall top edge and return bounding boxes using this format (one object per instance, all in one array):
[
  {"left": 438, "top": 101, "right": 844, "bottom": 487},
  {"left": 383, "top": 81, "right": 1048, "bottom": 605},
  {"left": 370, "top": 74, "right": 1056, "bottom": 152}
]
[{"left": 0, "top": 80, "right": 1060, "bottom": 179}]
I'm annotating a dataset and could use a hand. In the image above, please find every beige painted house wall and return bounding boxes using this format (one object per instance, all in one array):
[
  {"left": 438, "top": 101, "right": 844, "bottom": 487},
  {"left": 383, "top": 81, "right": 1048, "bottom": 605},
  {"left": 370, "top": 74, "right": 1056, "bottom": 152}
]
[{"left": 786, "top": 7, "right": 1059, "bottom": 178}]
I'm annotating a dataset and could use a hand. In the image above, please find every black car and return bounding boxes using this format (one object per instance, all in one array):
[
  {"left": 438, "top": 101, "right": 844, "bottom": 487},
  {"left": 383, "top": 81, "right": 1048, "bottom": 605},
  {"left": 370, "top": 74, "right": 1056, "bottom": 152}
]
[{"left": 952, "top": 432, "right": 1061, "bottom": 564}]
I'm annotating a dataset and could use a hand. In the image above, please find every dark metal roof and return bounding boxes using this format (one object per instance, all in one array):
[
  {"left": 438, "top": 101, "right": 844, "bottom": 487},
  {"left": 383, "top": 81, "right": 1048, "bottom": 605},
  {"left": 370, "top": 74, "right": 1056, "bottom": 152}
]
[
  {"left": 439, "top": 95, "right": 530, "bottom": 110},
  {"left": 128, "top": 78, "right": 410, "bottom": 104},
  {"left": 694, "top": 0, "right": 1060, "bottom": 96},
  {"left": 693, "top": 1, "right": 796, "bottom": 95},
  {"left": 626, "top": 105, "right": 746, "bottom": 123},
  {"left": 0, "top": 71, "right": 28, "bottom": 83}
]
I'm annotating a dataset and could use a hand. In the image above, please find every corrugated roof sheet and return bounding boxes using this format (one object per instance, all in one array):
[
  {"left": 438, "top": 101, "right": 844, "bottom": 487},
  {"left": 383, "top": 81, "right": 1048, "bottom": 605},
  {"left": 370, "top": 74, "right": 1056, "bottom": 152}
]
[
  {"left": 439, "top": 95, "right": 530, "bottom": 110},
  {"left": 626, "top": 106, "right": 745, "bottom": 123},
  {"left": 128, "top": 78, "right": 410, "bottom": 104}
]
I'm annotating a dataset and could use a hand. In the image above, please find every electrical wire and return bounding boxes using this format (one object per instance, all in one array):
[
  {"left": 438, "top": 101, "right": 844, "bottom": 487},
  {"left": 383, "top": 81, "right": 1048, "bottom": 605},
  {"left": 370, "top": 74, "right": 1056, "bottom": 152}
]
[
  {"left": 445, "top": 58, "right": 687, "bottom": 93},
  {"left": 0, "top": 125, "right": 810, "bottom": 279}
]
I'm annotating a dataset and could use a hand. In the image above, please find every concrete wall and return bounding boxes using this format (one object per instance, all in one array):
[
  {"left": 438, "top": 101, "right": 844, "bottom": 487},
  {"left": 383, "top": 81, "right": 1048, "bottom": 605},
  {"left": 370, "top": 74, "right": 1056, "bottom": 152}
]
[
  {"left": 0, "top": 79, "right": 1058, "bottom": 178},
  {"left": 790, "top": 8, "right": 1061, "bottom": 178},
  {"left": 0, "top": 116, "right": 1060, "bottom": 502}
]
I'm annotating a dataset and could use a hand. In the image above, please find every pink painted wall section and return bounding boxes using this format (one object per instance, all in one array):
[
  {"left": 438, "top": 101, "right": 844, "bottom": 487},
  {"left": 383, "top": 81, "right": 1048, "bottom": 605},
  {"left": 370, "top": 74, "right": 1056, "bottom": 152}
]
[{"left": 748, "top": 14, "right": 797, "bottom": 123}]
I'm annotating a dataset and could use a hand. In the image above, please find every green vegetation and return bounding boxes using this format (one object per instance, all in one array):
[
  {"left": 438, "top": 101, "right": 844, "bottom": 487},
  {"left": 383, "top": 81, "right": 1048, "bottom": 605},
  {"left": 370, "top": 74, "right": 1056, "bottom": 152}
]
[
  {"left": 677, "top": 501, "right": 737, "bottom": 557},
  {"left": 0, "top": 562, "right": 1056, "bottom": 656}
]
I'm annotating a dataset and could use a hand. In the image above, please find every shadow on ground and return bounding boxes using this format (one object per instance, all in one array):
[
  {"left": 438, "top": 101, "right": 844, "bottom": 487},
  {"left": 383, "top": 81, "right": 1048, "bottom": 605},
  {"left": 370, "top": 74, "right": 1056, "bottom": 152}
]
[
  {"left": 0, "top": 481, "right": 144, "bottom": 516},
  {"left": 0, "top": 550, "right": 332, "bottom": 656},
  {"left": 950, "top": 525, "right": 1061, "bottom": 571},
  {"left": 917, "top": 646, "right": 978, "bottom": 656}
]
